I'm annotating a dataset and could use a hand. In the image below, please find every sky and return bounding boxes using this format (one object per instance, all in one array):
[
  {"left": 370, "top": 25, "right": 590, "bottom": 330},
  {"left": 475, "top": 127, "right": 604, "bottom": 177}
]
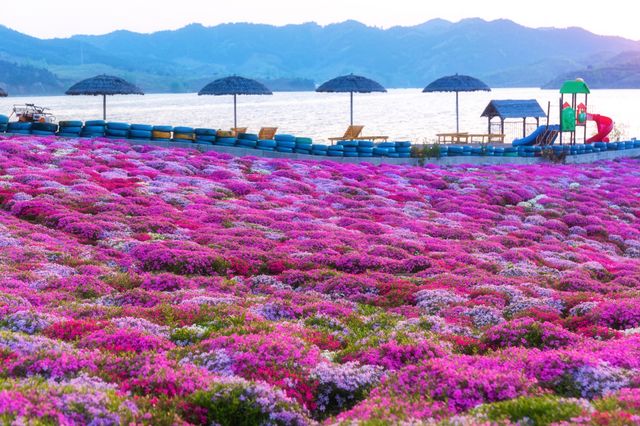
[{"left": 1, "top": 0, "right": 638, "bottom": 40}]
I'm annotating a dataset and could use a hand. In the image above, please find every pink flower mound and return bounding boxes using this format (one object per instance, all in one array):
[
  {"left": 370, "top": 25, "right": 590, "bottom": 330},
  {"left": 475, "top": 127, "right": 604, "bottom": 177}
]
[
  {"left": 120, "top": 356, "right": 211, "bottom": 397},
  {"left": 131, "top": 241, "right": 230, "bottom": 276},
  {"left": 140, "top": 272, "right": 193, "bottom": 291},
  {"left": 483, "top": 318, "right": 580, "bottom": 350},
  {"left": 370, "top": 356, "right": 536, "bottom": 414},
  {"left": 198, "top": 332, "right": 322, "bottom": 374},
  {"left": 79, "top": 328, "right": 174, "bottom": 353},
  {"left": 594, "top": 298, "right": 640, "bottom": 330},
  {"left": 2, "top": 136, "right": 640, "bottom": 423},
  {"left": 343, "top": 340, "right": 445, "bottom": 370}
]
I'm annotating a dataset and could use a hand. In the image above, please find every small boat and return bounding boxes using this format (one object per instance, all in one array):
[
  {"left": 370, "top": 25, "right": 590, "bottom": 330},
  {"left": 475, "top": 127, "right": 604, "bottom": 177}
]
[{"left": 11, "top": 103, "right": 56, "bottom": 123}]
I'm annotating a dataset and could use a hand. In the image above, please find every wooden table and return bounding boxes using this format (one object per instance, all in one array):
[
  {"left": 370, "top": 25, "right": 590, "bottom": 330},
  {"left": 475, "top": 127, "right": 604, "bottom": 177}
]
[{"left": 436, "top": 132, "right": 469, "bottom": 144}]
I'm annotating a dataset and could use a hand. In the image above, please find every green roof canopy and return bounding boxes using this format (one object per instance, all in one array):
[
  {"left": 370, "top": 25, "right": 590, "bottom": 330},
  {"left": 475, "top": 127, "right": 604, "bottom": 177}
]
[{"left": 560, "top": 80, "right": 590, "bottom": 94}]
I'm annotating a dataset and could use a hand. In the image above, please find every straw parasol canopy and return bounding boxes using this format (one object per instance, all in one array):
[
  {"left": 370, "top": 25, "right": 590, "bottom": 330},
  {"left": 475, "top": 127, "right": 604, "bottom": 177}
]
[
  {"left": 0, "top": 87, "right": 7, "bottom": 97},
  {"left": 316, "top": 74, "right": 386, "bottom": 126},
  {"left": 198, "top": 76, "right": 272, "bottom": 129},
  {"left": 423, "top": 74, "right": 490, "bottom": 133},
  {"left": 65, "top": 74, "right": 144, "bottom": 120}
]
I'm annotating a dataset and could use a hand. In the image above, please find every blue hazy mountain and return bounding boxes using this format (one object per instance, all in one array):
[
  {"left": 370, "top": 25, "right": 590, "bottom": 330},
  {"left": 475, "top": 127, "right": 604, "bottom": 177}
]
[
  {"left": 543, "top": 51, "right": 640, "bottom": 89},
  {"left": 0, "top": 19, "right": 639, "bottom": 94}
]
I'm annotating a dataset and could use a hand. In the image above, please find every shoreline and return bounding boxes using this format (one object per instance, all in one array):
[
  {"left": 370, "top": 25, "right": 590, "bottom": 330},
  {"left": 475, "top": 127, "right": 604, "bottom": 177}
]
[{"left": 3, "top": 133, "right": 640, "bottom": 166}]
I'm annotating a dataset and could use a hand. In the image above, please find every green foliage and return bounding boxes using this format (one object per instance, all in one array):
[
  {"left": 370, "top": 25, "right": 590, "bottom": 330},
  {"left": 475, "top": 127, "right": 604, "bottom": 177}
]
[
  {"left": 473, "top": 395, "right": 584, "bottom": 425},
  {"left": 186, "top": 385, "right": 271, "bottom": 426},
  {"left": 102, "top": 272, "right": 142, "bottom": 291},
  {"left": 593, "top": 393, "right": 640, "bottom": 415},
  {"left": 541, "top": 148, "right": 567, "bottom": 164},
  {"left": 337, "top": 307, "right": 408, "bottom": 358},
  {"left": 0, "top": 59, "right": 64, "bottom": 95},
  {"left": 412, "top": 143, "right": 441, "bottom": 166},
  {"left": 159, "top": 303, "right": 178, "bottom": 328}
]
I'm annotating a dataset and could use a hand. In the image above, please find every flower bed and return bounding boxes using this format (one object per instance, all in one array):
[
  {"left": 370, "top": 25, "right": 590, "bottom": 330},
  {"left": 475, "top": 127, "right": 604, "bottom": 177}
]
[{"left": 1, "top": 134, "right": 640, "bottom": 424}]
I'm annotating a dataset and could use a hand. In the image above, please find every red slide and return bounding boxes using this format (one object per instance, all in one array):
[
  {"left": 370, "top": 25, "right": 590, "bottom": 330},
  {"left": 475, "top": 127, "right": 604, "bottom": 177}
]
[{"left": 585, "top": 113, "right": 614, "bottom": 143}]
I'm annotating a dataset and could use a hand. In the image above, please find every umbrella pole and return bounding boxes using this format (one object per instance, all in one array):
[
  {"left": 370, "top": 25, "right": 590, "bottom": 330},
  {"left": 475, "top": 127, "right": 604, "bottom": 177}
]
[
  {"left": 103, "top": 94, "right": 107, "bottom": 121},
  {"left": 455, "top": 91, "right": 459, "bottom": 133},
  {"left": 350, "top": 91, "right": 354, "bottom": 126},
  {"left": 233, "top": 94, "right": 237, "bottom": 130}
]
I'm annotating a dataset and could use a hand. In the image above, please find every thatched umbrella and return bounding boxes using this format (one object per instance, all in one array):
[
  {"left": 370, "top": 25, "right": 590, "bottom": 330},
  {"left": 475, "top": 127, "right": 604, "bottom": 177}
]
[
  {"left": 316, "top": 74, "right": 386, "bottom": 126},
  {"left": 198, "top": 76, "right": 272, "bottom": 129},
  {"left": 0, "top": 87, "right": 7, "bottom": 97},
  {"left": 65, "top": 75, "right": 144, "bottom": 120},
  {"left": 423, "top": 74, "right": 490, "bottom": 133}
]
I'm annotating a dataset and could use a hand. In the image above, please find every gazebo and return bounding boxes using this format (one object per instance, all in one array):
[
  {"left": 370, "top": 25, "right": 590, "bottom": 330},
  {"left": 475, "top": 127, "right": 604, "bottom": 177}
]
[{"left": 481, "top": 99, "right": 546, "bottom": 137}]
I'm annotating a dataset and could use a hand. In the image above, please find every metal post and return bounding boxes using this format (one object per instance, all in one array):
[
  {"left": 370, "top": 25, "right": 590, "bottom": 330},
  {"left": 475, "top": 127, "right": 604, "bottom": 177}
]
[
  {"left": 103, "top": 94, "right": 106, "bottom": 121},
  {"left": 572, "top": 93, "right": 577, "bottom": 145},
  {"left": 487, "top": 117, "right": 491, "bottom": 134},
  {"left": 233, "top": 94, "right": 237, "bottom": 129},
  {"left": 559, "top": 95, "right": 563, "bottom": 145},
  {"left": 455, "top": 91, "right": 459, "bottom": 133},
  {"left": 522, "top": 117, "right": 526, "bottom": 137},
  {"left": 350, "top": 91, "right": 354, "bottom": 126}
]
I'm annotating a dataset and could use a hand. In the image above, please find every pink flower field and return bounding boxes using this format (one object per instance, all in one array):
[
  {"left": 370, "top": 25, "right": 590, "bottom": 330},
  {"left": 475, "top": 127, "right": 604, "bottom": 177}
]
[{"left": 2, "top": 134, "right": 640, "bottom": 425}]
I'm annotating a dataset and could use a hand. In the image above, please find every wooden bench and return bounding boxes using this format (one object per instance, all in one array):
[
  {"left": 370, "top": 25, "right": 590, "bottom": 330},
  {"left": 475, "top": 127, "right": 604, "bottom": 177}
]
[{"left": 468, "top": 133, "right": 506, "bottom": 144}]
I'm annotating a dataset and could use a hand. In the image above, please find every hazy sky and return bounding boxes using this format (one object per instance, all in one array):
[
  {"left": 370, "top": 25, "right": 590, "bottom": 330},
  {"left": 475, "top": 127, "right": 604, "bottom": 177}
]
[{"left": 1, "top": 0, "right": 638, "bottom": 40}]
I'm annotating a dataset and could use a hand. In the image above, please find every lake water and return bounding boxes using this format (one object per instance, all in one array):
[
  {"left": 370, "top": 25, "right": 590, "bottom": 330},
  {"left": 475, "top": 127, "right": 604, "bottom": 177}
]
[{"left": 1, "top": 88, "right": 638, "bottom": 144}]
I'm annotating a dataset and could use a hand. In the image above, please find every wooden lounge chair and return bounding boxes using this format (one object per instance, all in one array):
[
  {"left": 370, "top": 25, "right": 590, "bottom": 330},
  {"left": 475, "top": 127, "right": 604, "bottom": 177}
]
[
  {"left": 258, "top": 127, "right": 278, "bottom": 140},
  {"left": 329, "top": 125, "right": 364, "bottom": 141},
  {"left": 328, "top": 125, "right": 389, "bottom": 142},
  {"left": 232, "top": 127, "right": 248, "bottom": 136}
]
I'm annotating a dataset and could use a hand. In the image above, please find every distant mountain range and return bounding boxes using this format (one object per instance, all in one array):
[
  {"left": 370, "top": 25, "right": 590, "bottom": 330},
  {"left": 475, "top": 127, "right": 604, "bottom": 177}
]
[
  {"left": 1, "top": 19, "right": 639, "bottom": 95},
  {"left": 543, "top": 51, "right": 640, "bottom": 89}
]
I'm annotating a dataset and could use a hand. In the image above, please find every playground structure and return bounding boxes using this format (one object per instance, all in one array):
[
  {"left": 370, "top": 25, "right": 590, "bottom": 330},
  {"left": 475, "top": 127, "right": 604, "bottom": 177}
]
[
  {"left": 559, "top": 79, "right": 613, "bottom": 145},
  {"left": 506, "top": 79, "right": 615, "bottom": 147}
]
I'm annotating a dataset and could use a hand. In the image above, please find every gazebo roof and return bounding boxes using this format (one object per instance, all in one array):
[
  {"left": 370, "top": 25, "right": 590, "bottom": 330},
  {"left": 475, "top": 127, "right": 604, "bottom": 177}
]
[{"left": 481, "top": 99, "right": 546, "bottom": 120}]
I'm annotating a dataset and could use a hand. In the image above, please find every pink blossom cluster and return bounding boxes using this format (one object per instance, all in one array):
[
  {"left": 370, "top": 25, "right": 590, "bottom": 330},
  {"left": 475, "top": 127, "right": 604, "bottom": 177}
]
[{"left": 1, "top": 134, "right": 640, "bottom": 424}]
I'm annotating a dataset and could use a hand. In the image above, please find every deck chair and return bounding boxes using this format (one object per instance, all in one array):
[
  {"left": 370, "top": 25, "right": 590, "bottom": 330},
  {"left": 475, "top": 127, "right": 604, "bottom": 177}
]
[
  {"left": 328, "top": 125, "right": 364, "bottom": 141},
  {"left": 258, "top": 127, "right": 278, "bottom": 140},
  {"left": 232, "top": 127, "right": 248, "bottom": 136}
]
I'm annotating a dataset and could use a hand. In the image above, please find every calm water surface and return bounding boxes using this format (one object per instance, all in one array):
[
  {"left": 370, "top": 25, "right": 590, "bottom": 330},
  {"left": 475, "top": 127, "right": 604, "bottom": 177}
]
[{"left": 1, "top": 88, "right": 638, "bottom": 144}]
